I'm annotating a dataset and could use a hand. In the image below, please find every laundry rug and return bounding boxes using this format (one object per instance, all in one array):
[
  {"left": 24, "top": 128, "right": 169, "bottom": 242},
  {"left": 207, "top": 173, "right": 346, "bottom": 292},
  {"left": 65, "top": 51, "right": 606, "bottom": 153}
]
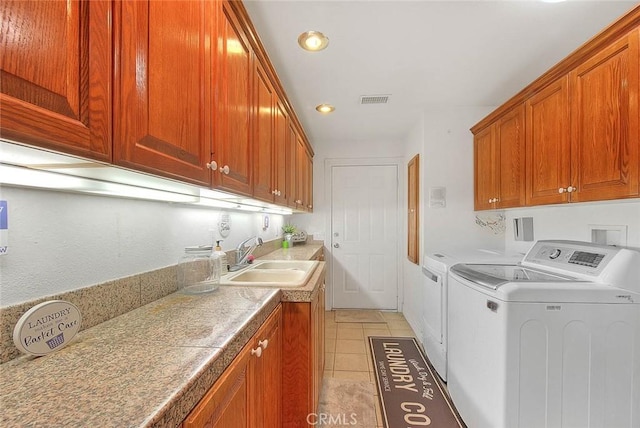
[
  {"left": 369, "top": 336, "right": 466, "bottom": 428},
  {"left": 334, "top": 310, "right": 385, "bottom": 323}
]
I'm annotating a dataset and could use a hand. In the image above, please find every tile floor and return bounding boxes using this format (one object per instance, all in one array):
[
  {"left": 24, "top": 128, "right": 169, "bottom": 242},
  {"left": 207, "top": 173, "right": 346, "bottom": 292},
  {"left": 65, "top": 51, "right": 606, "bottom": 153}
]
[{"left": 321, "top": 310, "right": 418, "bottom": 427}]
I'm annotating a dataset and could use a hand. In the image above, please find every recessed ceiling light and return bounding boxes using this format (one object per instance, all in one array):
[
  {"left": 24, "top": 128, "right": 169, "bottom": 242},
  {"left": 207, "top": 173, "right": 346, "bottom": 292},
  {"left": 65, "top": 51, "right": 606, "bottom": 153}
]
[
  {"left": 298, "top": 31, "right": 329, "bottom": 52},
  {"left": 315, "top": 104, "right": 335, "bottom": 114}
]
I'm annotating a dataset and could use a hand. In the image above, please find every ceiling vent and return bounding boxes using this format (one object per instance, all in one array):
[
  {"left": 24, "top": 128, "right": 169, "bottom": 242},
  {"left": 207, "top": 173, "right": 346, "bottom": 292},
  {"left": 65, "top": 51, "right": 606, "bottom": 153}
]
[{"left": 360, "top": 95, "right": 390, "bottom": 105}]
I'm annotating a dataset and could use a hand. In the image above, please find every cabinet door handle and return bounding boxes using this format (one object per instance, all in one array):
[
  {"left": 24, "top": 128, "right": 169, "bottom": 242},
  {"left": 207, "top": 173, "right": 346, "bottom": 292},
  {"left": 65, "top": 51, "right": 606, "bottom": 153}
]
[
  {"left": 251, "top": 346, "right": 262, "bottom": 358},
  {"left": 258, "top": 339, "right": 269, "bottom": 349},
  {"left": 206, "top": 160, "right": 218, "bottom": 170},
  {"left": 219, "top": 165, "right": 230, "bottom": 175}
]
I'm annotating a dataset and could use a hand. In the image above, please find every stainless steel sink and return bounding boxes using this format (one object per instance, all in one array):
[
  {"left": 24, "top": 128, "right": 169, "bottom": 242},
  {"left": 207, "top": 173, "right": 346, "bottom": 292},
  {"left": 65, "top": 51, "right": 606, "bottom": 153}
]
[{"left": 220, "top": 260, "right": 319, "bottom": 287}]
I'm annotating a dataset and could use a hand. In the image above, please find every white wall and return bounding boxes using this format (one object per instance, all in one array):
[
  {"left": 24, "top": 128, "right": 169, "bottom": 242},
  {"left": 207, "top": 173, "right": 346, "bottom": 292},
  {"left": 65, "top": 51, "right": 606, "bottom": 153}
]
[
  {"left": 504, "top": 200, "right": 640, "bottom": 254},
  {"left": 0, "top": 186, "right": 285, "bottom": 306},
  {"left": 420, "top": 106, "right": 504, "bottom": 255},
  {"left": 402, "top": 116, "right": 426, "bottom": 340},
  {"left": 400, "top": 106, "right": 508, "bottom": 340}
]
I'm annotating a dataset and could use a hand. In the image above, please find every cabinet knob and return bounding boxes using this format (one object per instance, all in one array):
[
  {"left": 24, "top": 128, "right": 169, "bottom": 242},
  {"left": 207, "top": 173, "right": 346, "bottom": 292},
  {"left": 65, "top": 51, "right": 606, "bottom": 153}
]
[
  {"left": 251, "top": 346, "right": 262, "bottom": 358},
  {"left": 272, "top": 189, "right": 277, "bottom": 195},
  {"left": 567, "top": 186, "right": 576, "bottom": 193},
  {"left": 295, "top": 199, "right": 302, "bottom": 204},
  {"left": 206, "top": 160, "right": 218, "bottom": 170},
  {"left": 333, "top": 243, "right": 340, "bottom": 248},
  {"left": 277, "top": 190, "right": 282, "bottom": 196},
  {"left": 258, "top": 339, "right": 269, "bottom": 349},
  {"left": 308, "top": 205, "right": 312, "bottom": 209},
  {"left": 219, "top": 165, "right": 230, "bottom": 175}
]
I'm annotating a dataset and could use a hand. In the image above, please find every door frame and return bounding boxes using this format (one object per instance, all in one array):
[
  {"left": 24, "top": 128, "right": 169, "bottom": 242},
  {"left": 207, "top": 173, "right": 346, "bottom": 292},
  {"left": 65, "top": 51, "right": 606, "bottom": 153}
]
[{"left": 324, "top": 157, "right": 404, "bottom": 311}]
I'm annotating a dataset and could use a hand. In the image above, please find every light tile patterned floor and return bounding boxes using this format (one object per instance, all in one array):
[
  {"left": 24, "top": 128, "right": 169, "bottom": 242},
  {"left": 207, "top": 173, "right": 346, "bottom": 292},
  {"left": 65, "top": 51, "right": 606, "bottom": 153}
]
[{"left": 322, "top": 310, "right": 418, "bottom": 428}]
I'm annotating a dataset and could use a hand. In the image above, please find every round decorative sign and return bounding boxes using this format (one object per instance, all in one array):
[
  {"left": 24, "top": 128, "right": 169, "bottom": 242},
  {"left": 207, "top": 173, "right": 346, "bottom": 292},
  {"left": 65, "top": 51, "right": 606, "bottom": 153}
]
[{"left": 13, "top": 300, "right": 82, "bottom": 356}]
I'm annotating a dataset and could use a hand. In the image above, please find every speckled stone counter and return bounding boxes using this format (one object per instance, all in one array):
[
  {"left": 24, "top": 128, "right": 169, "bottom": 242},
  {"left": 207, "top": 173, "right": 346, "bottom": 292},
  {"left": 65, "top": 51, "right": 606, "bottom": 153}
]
[
  {"left": 0, "top": 287, "right": 281, "bottom": 427},
  {"left": 0, "top": 245, "right": 326, "bottom": 427}
]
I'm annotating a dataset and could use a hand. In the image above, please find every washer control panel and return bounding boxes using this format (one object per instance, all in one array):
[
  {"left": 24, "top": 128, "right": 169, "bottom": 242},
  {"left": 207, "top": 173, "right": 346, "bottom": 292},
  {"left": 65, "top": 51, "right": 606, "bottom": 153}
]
[{"left": 524, "top": 240, "right": 617, "bottom": 277}]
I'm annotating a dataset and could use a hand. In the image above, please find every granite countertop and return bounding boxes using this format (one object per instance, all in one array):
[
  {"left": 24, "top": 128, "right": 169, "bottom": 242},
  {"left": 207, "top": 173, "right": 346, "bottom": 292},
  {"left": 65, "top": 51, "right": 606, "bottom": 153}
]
[{"left": 0, "top": 244, "right": 326, "bottom": 427}]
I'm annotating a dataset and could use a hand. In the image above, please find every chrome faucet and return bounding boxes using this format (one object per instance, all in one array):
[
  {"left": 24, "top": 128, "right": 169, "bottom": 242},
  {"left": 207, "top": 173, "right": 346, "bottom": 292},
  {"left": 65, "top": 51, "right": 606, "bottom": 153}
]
[{"left": 230, "top": 236, "right": 263, "bottom": 271}]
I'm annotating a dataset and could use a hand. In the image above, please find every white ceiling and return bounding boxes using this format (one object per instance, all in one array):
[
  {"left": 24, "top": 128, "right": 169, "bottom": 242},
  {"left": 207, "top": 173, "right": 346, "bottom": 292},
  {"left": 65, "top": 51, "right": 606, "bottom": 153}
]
[{"left": 243, "top": 0, "right": 638, "bottom": 146}]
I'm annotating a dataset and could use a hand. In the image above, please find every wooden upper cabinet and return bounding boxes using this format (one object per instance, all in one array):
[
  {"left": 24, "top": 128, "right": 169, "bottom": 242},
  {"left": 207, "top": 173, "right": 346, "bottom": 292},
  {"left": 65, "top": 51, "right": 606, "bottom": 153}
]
[
  {"left": 294, "top": 136, "right": 309, "bottom": 211},
  {"left": 286, "top": 123, "right": 299, "bottom": 209},
  {"left": 570, "top": 30, "right": 639, "bottom": 202},
  {"left": 252, "top": 61, "right": 275, "bottom": 203},
  {"left": 0, "top": 0, "right": 112, "bottom": 161},
  {"left": 273, "top": 98, "right": 289, "bottom": 206},
  {"left": 113, "top": 0, "right": 212, "bottom": 186},
  {"left": 306, "top": 149, "right": 314, "bottom": 212},
  {"left": 495, "top": 104, "right": 526, "bottom": 208},
  {"left": 473, "top": 104, "right": 525, "bottom": 210},
  {"left": 474, "top": 125, "right": 496, "bottom": 211},
  {"left": 213, "top": 0, "right": 253, "bottom": 196},
  {"left": 526, "top": 76, "right": 571, "bottom": 206}
]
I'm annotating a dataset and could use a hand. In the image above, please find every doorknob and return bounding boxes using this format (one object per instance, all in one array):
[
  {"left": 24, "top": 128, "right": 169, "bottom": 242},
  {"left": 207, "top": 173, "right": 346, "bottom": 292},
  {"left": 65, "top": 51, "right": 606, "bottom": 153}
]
[{"left": 333, "top": 243, "right": 340, "bottom": 248}]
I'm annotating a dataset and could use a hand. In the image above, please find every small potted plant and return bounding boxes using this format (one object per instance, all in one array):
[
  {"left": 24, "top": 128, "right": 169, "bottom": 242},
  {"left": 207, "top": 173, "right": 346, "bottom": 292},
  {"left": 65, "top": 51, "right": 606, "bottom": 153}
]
[{"left": 282, "top": 223, "right": 297, "bottom": 248}]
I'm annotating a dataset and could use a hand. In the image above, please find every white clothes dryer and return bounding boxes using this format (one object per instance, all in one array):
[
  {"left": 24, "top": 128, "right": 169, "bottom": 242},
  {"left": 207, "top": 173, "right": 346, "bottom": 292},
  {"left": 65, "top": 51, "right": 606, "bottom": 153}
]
[
  {"left": 447, "top": 240, "right": 640, "bottom": 428},
  {"left": 421, "top": 248, "right": 521, "bottom": 381}
]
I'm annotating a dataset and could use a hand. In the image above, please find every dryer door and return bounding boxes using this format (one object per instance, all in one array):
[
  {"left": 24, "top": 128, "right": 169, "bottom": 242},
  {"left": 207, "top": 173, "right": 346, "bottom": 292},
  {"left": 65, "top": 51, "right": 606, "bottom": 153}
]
[{"left": 422, "top": 265, "right": 447, "bottom": 379}]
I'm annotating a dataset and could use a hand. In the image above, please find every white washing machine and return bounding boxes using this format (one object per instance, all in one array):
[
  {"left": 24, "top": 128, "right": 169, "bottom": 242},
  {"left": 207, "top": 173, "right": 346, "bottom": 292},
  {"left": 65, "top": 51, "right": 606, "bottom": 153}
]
[
  {"left": 422, "top": 248, "right": 521, "bottom": 381},
  {"left": 447, "top": 240, "right": 640, "bottom": 428}
]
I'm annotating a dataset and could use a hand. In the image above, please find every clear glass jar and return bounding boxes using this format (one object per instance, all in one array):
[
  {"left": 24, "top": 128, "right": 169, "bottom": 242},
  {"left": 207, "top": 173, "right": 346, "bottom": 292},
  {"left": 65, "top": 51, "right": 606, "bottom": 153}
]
[{"left": 177, "top": 246, "right": 220, "bottom": 294}]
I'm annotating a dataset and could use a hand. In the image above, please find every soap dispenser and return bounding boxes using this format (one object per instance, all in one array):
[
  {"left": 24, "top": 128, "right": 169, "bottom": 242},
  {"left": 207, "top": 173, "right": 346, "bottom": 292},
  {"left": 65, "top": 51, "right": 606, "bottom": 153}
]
[{"left": 214, "top": 240, "right": 228, "bottom": 275}]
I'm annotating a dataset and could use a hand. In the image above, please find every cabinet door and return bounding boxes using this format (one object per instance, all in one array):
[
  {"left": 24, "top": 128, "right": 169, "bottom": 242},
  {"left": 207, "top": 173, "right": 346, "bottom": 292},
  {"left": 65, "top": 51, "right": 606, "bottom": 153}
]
[
  {"left": 473, "top": 126, "right": 496, "bottom": 210},
  {"left": 311, "top": 284, "right": 325, "bottom": 413},
  {"left": 495, "top": 104, "right": 526, "bottom": 208},
  {"left": 274, "top": 99, "right": 289, "bottom": 206},
  {"left": 114, "top": 0, "right": 212, "bottom": 186},
  {"left": 287, "top": 123, "right": 299, "bottom": 209},
  {"left": 570, "top": 30, "right": 639, "bottom": 202},
  {"left": 213, "top": 0, "right": 253, "bottom": 196},
  {"left": 183, "top": 345, "right": 250, "bottom": 428},
  {"left": 252, "top": 61, "right": 275, "bottom": 203},
  {"left": 249, "top": 305, "right": 282, "bottom": 428},
  {"left": 0, "top": 0, "right": 111, "bottom": 161},
  {"left": 294, "top": 137, "right": 309, "bottom": 211},
  {"left": 526, "top": 77, "right": 571, "bottom": 205},
  {"left": 306, "top": 150, "right": 314, "bottom": 212}
]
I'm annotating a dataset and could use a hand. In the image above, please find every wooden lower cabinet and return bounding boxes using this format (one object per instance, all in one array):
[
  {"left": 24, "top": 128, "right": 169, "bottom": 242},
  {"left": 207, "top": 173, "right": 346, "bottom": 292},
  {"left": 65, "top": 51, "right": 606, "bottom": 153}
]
[
  {"left": 282, "top": 283, "right": 326, "bottom": 428},
  {"left": 183, "top": 305, "right": 282, "bottom": 428}
]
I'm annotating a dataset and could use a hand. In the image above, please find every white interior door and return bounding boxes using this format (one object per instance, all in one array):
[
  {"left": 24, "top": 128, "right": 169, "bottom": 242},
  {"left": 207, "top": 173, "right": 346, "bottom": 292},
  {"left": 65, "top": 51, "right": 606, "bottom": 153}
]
[{"left": 331, "top": 164, "right": 399, "bottom": 310}]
